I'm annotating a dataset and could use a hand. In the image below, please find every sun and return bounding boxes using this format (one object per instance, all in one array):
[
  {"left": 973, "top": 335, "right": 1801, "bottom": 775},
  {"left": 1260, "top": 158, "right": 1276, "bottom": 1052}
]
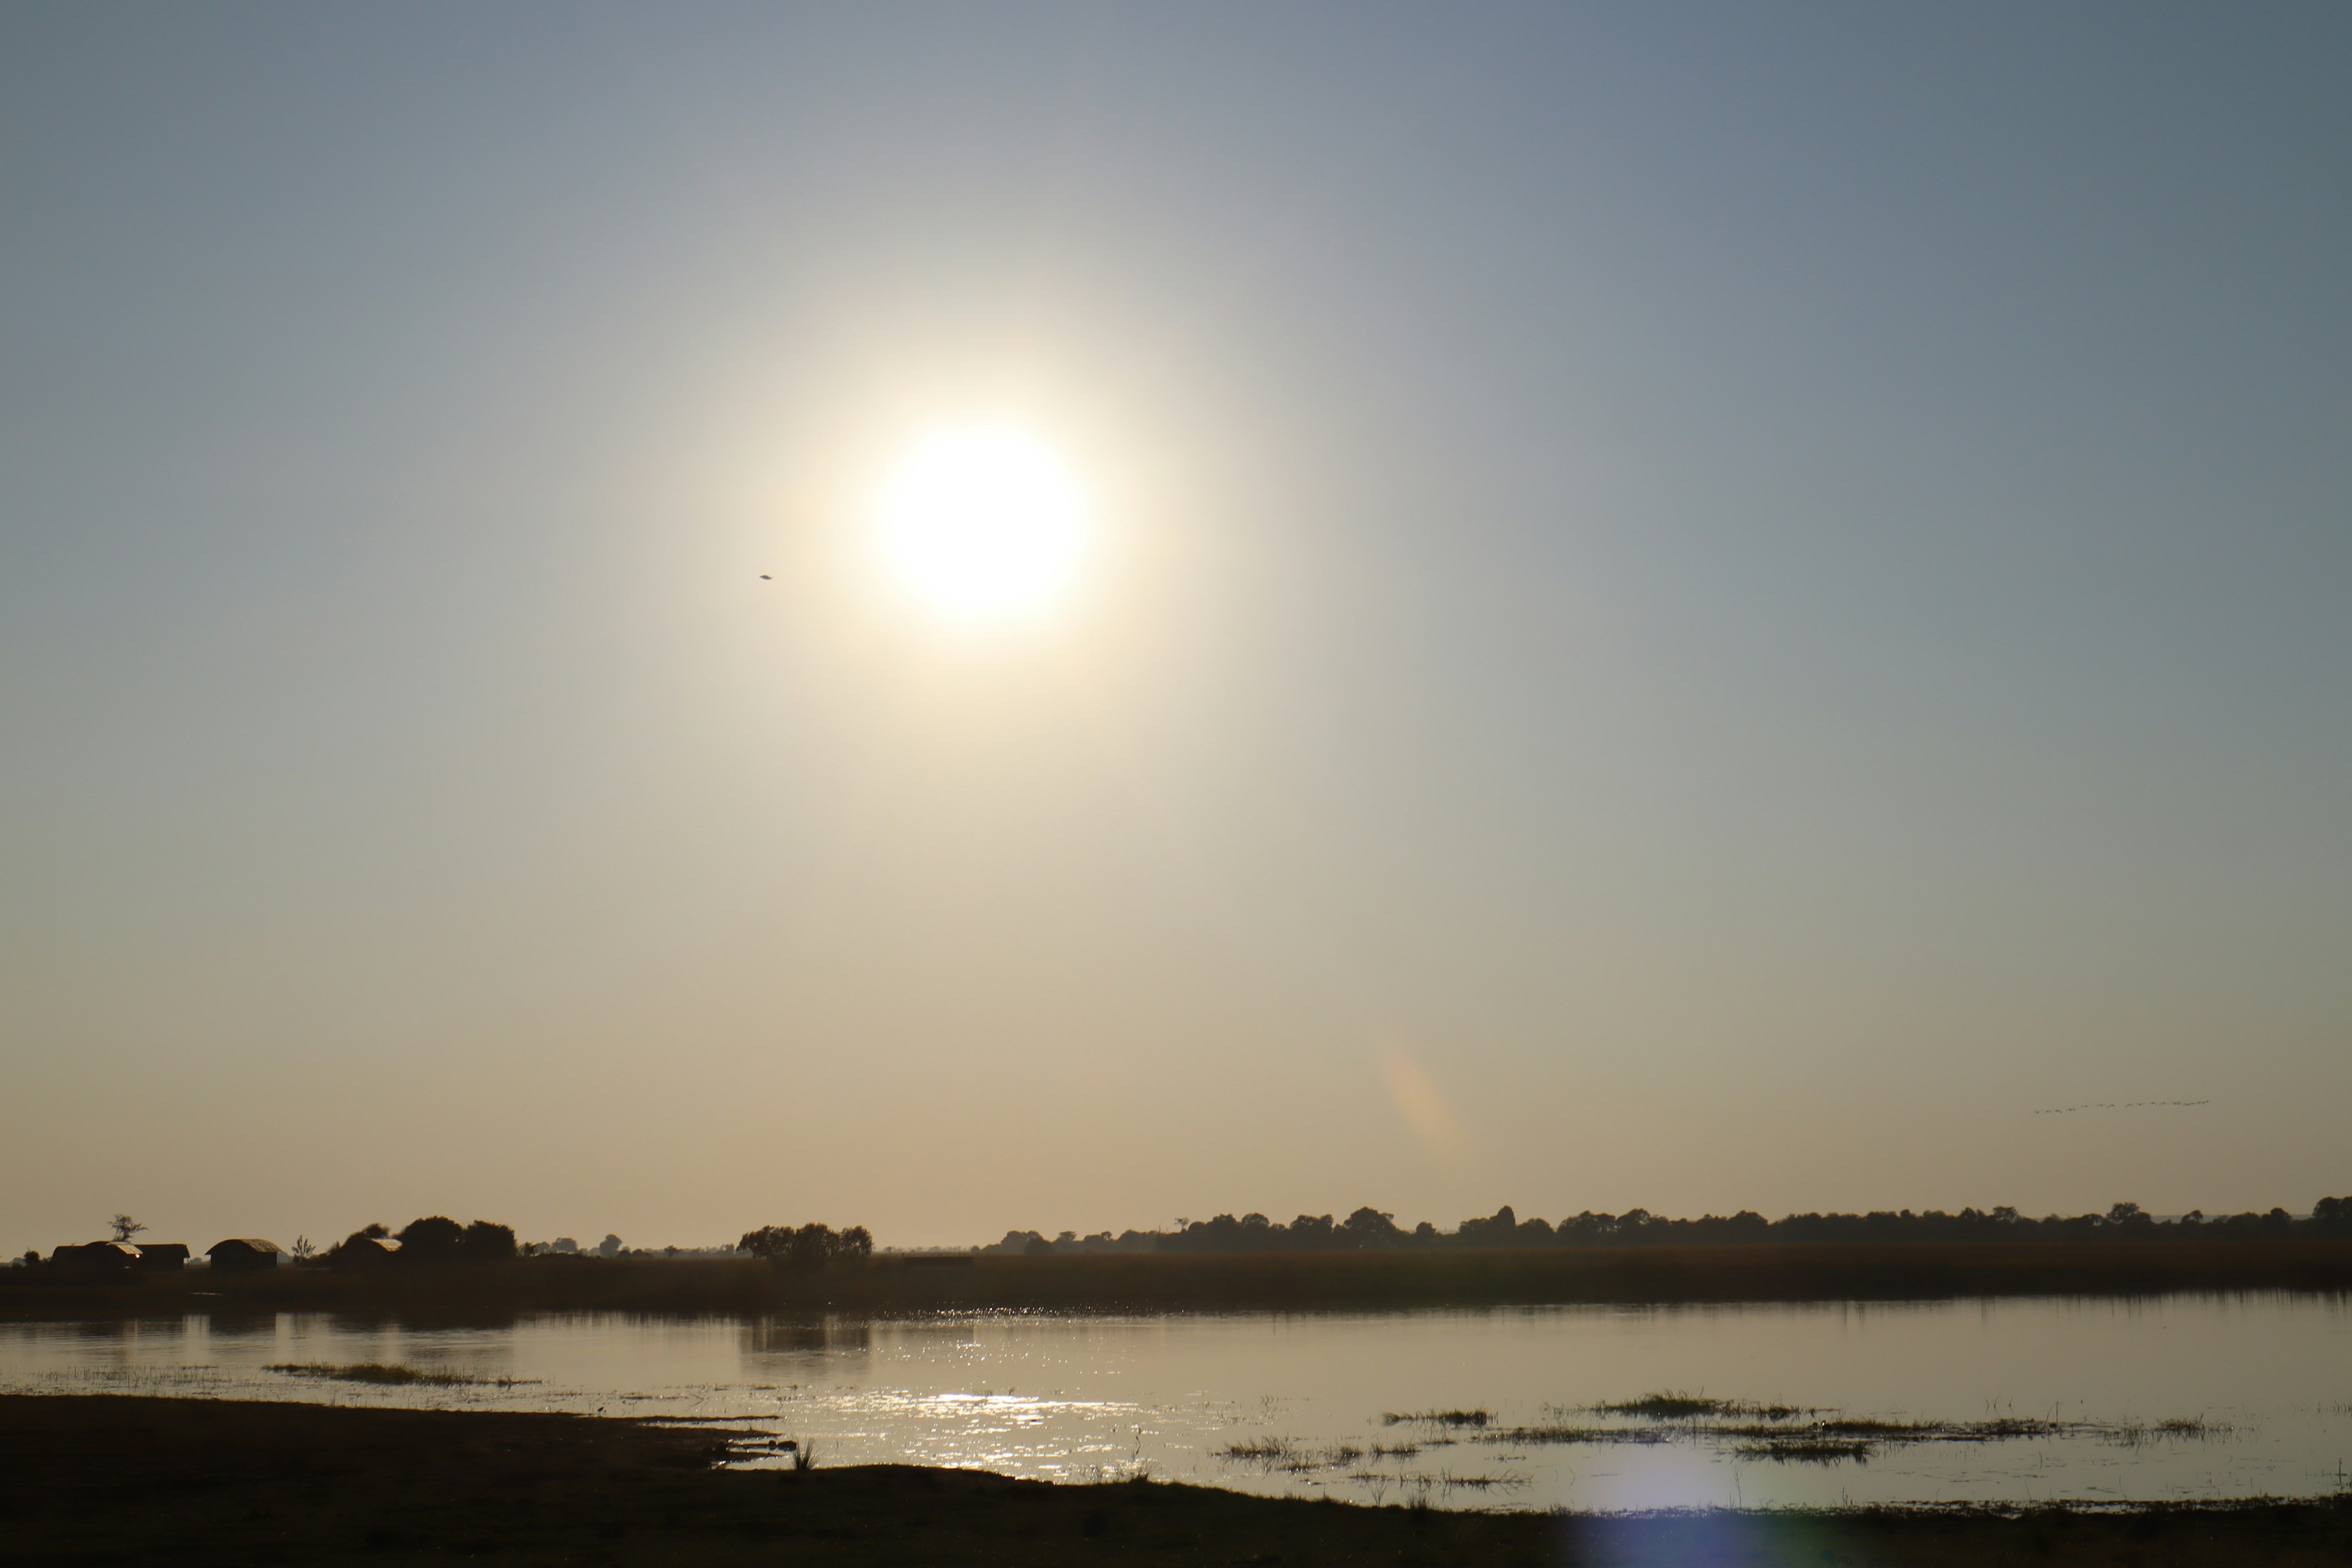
[{"left": 872, "top": 425, "right": 1091, "bottom": 622}]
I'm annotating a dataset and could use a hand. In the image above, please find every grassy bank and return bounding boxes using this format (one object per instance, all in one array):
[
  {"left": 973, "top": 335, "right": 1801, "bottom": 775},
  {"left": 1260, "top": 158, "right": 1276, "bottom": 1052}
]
[
  {"left": 5, "top": 1395, "right": 2348, "bottom": 1566},
  {"left": 6, "top": 1240, "right": 2351, "bottom": 1322}
]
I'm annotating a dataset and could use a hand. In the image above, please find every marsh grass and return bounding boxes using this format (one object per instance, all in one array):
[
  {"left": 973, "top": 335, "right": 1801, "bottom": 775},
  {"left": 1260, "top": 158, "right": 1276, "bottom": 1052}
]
[
  {"left": 262, "top": 1362, "right": 533, "bottom": 1387},
  {"left": 1585, "top": 1390, "right": 1815, "bottom": 1421},
  {"left": 1433, "top": 1471, "right": 1524, "bottom": 1491},
  {"left": 1733, "top": 1436, "right": 1874, "bottom": 1463},
  {"left": 1222, "top": 1438, "right": 1423, "bottom": 1478},
  {"left": 1466, "top": 1397, "right": 2234, "bottom": 1464},
  {"left": 2107, "top": 1417, "right": 2233, "bottom": 1447},
  {"left": 1477, "top": 1424, "right": 1674, "bottom": 1446},
  {"left": 1218, "top": 1438, "right": 1295, "bottom": 1461},
  {"left": 1589, "top": 1392, "right": 1741, "bottom": 1420},
  {"left": 1381, "top": 1409, "right": 1491, "bottom": 1428}
]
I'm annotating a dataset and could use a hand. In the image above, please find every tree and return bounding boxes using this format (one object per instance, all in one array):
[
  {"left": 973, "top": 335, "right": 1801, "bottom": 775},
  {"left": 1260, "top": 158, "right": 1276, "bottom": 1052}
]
[
  {"left": 396, "top": 1216, "right": 467, "bottom": 1264},
  {"left": 737, "top": 1223, "right": 873, "bottom": 1269},
  {"left": 109, "top": 1215, "right": 146, "bottom": 1243},
  {"left": 290, "top": 1236, "right": 315, "bottom": 1261},
  {"left": 462, "top": 1220, "right": 518, "bottom": 1262}
]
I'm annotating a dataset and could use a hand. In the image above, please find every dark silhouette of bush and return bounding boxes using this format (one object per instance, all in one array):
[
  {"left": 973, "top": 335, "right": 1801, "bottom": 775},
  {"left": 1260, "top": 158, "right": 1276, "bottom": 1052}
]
[
  {"left": 318, "top": 1217, "right": 519, "bottom": 1267},
  {"left": 462, "top": 1221, "right": 517, "bottom": 1263},
  {"left": 396, "top": 1216, "right": 467, "bottom": 1264},
  {"left": 737, "top": 1223, "right": 873, "bottom": 1269}
]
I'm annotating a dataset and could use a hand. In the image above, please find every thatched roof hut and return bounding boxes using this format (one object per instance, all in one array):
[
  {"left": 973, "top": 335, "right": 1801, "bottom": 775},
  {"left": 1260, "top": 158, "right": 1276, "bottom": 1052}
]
[
  {"left": 206, "top": 1238, "right": 284, "bottom": 1272},
  {"left": 339, "top": 1236, "right": 402, "bottom": 1269},
  {"left": 51, "top": 1241, "right": 141, "bottom": 1271}
]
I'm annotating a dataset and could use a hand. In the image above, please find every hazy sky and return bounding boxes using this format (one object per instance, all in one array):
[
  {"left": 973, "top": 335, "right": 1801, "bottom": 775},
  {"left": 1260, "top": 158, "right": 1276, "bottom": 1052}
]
[{"left": 4, "top": 4, "right": 2348, "bottom": 1254}]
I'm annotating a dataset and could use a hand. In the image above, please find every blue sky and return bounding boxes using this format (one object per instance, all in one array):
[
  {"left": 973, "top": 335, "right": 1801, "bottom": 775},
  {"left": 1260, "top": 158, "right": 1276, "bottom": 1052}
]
[{"left": 2, "top": 4, "right": 2346, "bottom": 1250}]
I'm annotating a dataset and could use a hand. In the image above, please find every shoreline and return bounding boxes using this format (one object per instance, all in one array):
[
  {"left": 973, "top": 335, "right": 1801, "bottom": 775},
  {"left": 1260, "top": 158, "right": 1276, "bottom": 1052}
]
[
  {"left": 6, "top": 1393, "right": 2348, "bottom": 1565},
  {"left": 6, "top": 1240, "right": 2351, "bottom": 1323}
]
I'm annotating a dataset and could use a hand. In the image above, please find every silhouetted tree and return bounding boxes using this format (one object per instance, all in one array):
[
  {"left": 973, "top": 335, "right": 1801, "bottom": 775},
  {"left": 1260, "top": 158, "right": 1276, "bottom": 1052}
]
[
  {"left": 1287, "top": 1214, "right": 1338, "bottom": 1247},
  {"left": 737, "top": 1223, "right": 873, "bottom": 1269},
  {"left": 109, "top": 1215, "right": 145, "bottom": 1243},
  {"left": 462, "top": 1220, "right": 518, "bottom": 1262},
  {"left": 1454, "top": 1206, "right": 1519, "bottom": 1246},
  {"left": 397, "top": 1216, "right": 467, "bottom": 1264}
]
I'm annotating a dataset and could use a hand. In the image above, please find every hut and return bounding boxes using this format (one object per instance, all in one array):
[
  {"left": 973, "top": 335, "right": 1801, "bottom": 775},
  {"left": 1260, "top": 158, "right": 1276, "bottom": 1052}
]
[
  {"left": 339, "top": 1236, "right": 402, "bottom": 1269},
  {"left": 207, "top": 1238, "right": 284, "bottom": 1272},
  {"left": 134, "top": 1243, "right": 190, "bottom": 1272},
  {"left": 51, "top": 1242, "right": 141, "bottom": 1272}
]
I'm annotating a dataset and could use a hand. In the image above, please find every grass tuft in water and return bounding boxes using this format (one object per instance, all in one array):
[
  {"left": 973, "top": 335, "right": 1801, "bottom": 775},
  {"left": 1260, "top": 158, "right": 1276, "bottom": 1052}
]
[
  {"left": 1734, "top": 1436, "right": 1874, "bottom": 1463},
  {"left": 1218, "top": 1437, "right": 1295, "bottom": 1460},
  {"left": 1586, "top": 1390, "right": 1817, "bottom": 1421},
  {"left": 262, "top": 1362, "right": 529, "bottom": 1387}
]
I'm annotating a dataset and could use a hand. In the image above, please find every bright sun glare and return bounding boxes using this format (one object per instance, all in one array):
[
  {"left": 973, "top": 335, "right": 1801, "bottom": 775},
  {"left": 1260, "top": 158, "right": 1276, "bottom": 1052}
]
[{"left": 873, "top": 426, "right": 1090, "bottom": 622}]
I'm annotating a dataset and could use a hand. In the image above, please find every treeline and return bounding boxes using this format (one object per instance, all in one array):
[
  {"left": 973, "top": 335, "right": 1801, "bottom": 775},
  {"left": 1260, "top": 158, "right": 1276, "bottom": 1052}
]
[
  {"left": 324, "top": 1217, "right": 517, "bottom": 1265},
  {"left": 985, "top": 1196, "right": 2352, "bottom": 1256},
  {"left": 736, "top": 1222, "right": 872, "bottom": 1268}
]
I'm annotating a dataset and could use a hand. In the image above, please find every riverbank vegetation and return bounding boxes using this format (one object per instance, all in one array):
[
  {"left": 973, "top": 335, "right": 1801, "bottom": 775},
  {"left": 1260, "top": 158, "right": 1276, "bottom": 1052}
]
[
  {"left": 7, "top": 1395, "right": 2348, "bottom": 1566},
  {"left": 995, "top": 1196, "right": 2352, "bottom": 1255},
  {"left": 5, "top": 1237, "right": 2350, "bottom": 1321}
]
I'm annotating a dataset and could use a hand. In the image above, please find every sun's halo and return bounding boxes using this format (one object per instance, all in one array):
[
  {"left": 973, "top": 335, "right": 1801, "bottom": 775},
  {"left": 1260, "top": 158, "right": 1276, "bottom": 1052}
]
[{"left": 872, "top": 426, "right": 1091, "bottom": 623}]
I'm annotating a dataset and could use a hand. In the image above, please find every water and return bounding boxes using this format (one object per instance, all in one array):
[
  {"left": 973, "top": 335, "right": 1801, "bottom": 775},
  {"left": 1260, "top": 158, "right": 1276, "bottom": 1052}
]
[{"left": 5, "top": 1295, "right": 2348, "bottom": 1510}]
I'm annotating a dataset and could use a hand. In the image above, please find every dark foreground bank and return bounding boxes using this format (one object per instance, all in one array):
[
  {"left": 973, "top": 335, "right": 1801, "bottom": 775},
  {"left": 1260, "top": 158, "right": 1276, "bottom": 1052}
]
[{"left": 3, "top": 1396, "right": 2347, "bottom": 1567}]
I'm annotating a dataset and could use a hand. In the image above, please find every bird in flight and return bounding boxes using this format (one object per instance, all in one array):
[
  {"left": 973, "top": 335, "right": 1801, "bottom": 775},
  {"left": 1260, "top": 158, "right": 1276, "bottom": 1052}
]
[{"left": 760, "top": 574, "right": 772, "bottom": 580}]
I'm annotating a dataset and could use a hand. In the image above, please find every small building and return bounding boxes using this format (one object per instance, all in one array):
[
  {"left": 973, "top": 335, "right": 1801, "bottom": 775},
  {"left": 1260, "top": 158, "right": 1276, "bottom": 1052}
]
[
  {"left": 134, "top": 1243, "right": 190, "bottom": 1272},
  {"left": 339, "top": 1236, "right": 402, "bottom": 1269},
  {"left": 207, "top": 1238, "right": 284, "bottom": 1272},
  {"left": 51, "top": 1242, "right": 142, "bottom": 1272}
]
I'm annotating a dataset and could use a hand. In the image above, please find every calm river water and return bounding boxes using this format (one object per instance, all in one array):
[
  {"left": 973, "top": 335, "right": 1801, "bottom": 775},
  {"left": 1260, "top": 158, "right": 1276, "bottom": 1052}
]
[{"left": 6, "top": 1295, "right": 2348, "bottom": 1510}]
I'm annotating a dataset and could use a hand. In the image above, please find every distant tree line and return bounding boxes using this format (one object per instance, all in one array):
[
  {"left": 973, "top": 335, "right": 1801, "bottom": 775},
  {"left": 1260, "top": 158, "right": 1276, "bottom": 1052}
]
[
  {"left": 324, "top": 1217, "right": 517, "bottom": 1267},
  {"left": 737, "top": 1223, "right": 873, "bottom": 1269},
  {"left": 983, "top": 1196, "right": 2352, "bottom": 1256}
]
